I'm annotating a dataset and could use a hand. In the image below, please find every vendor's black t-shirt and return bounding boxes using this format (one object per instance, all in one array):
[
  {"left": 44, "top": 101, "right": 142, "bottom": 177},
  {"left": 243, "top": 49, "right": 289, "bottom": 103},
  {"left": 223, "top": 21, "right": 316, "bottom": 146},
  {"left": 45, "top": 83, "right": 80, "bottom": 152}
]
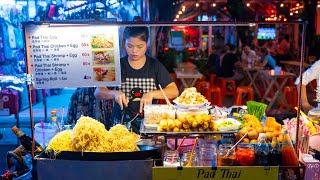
[
  {"left": 112, "top": 56, "right": 173, "bottom": 133},
  {"left": 220, "top": 53, "right": 239, "bottom": 78}
]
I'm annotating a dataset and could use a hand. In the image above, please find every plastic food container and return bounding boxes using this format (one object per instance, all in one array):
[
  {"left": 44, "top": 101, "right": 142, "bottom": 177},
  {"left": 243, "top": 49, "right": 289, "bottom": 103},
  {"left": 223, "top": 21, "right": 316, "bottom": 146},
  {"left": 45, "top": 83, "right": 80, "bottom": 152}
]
[
  {"left": 144, "top": 105, "right": 175, "bottom": 127},
  {"left": 34, "top": 123, "right": 57, "bottom": 147},
  {"left": 214, "top": 118, "right": 241, "bottom": 131},
  {"left": 176, "top": 108, "right": 209, "bottom": 119},
  {"left": 210, "top": 108, "right": 228, "bottom": 120}
]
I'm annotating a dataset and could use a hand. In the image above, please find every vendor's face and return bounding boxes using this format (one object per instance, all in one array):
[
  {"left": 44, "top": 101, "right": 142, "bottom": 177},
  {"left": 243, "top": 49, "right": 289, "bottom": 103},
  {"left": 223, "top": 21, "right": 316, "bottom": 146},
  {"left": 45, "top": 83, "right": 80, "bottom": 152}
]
[{"left": 125, "top": 37, "right": 147, "bottom": 61}]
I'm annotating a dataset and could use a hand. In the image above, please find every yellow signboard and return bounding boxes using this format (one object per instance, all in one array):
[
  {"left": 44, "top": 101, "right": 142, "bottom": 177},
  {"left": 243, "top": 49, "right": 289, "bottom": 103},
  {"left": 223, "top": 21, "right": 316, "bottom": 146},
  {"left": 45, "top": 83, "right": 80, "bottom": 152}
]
[{"left": 153, "top": 166, "right": 279, "bottom": 180}]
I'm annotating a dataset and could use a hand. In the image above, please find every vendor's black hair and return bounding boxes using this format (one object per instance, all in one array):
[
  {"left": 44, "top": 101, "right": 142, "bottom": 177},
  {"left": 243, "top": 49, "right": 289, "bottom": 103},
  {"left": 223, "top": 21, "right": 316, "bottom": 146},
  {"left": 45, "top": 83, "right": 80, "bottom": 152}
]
[{"left": 123, "top": 26, "right": 149, "bottom": 43}]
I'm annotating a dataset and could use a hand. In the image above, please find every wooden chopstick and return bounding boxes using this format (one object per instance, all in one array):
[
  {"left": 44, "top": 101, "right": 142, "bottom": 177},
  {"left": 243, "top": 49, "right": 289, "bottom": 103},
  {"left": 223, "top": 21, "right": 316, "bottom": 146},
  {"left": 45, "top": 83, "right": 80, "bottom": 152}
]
[{"left": 158, "top": 84, "right": 172, "bottom": 107}]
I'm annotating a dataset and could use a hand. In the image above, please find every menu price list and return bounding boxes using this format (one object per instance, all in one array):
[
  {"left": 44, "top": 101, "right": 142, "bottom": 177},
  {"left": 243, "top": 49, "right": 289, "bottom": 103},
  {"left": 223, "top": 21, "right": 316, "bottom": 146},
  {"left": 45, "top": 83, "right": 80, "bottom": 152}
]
[
  {"left": 28, "top": 35, "right": 80, "bottom": 86},
  {"left": 25, "top": 24, "right": 121, "bottom": 89}
]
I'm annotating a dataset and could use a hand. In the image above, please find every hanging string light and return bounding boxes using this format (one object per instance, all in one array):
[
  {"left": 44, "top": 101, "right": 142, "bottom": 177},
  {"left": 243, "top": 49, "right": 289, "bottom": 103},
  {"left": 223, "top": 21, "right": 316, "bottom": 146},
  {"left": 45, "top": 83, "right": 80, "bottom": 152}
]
[{"left": 264, "top": 14, "right": 287, "bottom": 21}]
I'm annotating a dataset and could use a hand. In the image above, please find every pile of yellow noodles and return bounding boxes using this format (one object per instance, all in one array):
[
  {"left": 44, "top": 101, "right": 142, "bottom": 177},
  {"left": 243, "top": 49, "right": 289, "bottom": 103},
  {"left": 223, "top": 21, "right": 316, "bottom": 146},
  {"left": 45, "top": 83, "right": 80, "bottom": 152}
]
[
  {"left": 46, "top": 130, "right": 73, "bottom": 155},
  {"left": 109, "top": 124, "right": 140, "bottom": 152},
  {"left": 46, "top": 116, "right": 139, "bottom": 155}
]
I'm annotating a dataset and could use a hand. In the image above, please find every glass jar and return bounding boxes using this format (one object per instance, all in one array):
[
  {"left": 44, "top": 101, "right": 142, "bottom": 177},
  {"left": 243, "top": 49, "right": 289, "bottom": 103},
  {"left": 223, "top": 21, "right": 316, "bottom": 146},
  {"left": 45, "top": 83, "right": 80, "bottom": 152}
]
[
  {"left": 198, "top": 144, "right": 217, "bottom": 166},
  {"left": 182, "top": 150, "right": 199, "bottom": 166},
  {"left": 163, "top": 150, "right": 181, "bottom": 167},
  {"left": 235, "top": 144, "right": 255, "bottom": 166},
  {"left": 218, "top": 144, "right": 236, "bottom": 166}
]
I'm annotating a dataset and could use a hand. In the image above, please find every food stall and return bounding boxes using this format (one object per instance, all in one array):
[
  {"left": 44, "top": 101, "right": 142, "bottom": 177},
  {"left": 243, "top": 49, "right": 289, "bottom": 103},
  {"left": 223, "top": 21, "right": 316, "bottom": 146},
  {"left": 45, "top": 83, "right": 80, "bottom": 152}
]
[{"left": 14, "top": 20, "right": 319, "bottom": 180}]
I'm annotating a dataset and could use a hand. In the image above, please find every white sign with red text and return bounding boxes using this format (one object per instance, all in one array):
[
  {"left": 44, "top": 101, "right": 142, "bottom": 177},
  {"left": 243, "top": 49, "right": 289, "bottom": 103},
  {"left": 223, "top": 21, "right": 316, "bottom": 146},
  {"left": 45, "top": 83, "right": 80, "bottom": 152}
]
[{"left": 25, "top": 23, "right": 121, "bottom": 89}]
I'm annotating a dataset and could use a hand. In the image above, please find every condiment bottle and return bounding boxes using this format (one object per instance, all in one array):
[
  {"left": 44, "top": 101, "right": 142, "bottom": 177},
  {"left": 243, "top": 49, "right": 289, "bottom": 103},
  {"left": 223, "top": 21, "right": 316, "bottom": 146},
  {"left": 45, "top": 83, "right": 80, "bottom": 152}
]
[
  {"left": 268, "top": 137, "right": 282, "bottom": 166},
  {"left": 281, "top": 129, "right": 299, "bottom": 166},
  {"left": 50, "top": 109, "right": 59, "bottom": 133},
  {"left": 11, "top": 126, "right": 44, "bottom": 153},
  {"left": 255, "top": 133, "right": 269, "bottom": 166}
]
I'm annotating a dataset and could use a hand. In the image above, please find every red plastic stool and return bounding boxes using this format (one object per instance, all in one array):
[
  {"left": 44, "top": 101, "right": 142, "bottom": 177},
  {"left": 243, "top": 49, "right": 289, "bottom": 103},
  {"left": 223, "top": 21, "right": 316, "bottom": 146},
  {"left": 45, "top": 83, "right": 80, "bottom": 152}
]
[
  {"left": 217, "top": 77, "right": 237, "bottom": 97},
  {"left": 234, "top": 86, "right": 254, "bottom": 106},
  {"left": 281, "top": 86, "right": 298, "bottom": 109},
  {"left": 195, "top": 81, "right": 210, "bottom": 95},
  {"left": 209, "top": 74, "right": 216, "bottom": 87},
  {"left": 203, "top": 86, "right": 223, "bottom": 107}
]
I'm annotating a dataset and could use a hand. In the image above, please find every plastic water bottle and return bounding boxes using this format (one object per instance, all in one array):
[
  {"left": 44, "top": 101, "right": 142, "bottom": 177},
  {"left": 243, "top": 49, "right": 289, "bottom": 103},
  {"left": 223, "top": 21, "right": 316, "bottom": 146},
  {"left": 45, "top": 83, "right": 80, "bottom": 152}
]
[
  {"left": 261, "top": 115, "right": 267, "bottom": 127},
  {"left": 255, "top": 133, "right": 269, "bottom": 166},
  {"left": 50, "top": 110, "right": 59, "bottom": 133}
]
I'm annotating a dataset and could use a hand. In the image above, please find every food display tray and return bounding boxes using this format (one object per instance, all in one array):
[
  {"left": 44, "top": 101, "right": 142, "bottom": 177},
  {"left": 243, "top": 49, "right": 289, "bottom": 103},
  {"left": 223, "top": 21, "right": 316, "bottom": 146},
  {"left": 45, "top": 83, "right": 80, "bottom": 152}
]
[{"left": 140, "top": 124, "right": 238, "bottom": 136}]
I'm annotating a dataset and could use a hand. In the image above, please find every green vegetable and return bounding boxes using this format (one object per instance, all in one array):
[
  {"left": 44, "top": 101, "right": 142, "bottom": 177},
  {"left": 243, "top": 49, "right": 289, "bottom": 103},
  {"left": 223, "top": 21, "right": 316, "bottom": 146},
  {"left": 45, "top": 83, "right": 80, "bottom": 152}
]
[{"left": 246, "top": 101, "right": 268, "bottom": 121}]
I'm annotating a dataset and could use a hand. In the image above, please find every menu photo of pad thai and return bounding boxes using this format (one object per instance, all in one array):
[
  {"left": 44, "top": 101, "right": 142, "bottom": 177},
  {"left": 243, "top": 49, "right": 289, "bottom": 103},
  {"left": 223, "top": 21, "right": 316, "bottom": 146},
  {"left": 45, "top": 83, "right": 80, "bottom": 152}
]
[
  {"left": 93, "top": 66, "right": 116, "bottom": 82},
  {"left": 90, "top": 34, "right": 114, "bottom": 49},
  {"left": 92, "top": 50, "right": 114, "bottom": 65}
]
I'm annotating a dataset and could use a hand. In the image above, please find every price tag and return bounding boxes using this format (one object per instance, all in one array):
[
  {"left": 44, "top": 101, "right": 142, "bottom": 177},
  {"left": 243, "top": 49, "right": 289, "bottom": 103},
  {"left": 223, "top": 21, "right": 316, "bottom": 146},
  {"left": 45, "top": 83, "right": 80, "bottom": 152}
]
[{"left": 152, "top": 166, "right": 279, "bottom": 180}]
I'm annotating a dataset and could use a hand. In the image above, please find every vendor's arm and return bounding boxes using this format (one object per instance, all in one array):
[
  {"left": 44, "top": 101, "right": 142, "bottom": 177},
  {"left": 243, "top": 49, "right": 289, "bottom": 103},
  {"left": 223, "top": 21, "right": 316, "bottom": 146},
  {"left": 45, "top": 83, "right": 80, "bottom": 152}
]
[
  {"left": 139, "top": 82, "right": 178, "bottom": 112},
  {"left": 94, "top": 87, "right": 129, "bottom": 110},
  {"left": 300, "top": 84, "right": 314, "bottom": 113},
  {"left": 295, "top": 60, "right": 320, "bottom": 113}
]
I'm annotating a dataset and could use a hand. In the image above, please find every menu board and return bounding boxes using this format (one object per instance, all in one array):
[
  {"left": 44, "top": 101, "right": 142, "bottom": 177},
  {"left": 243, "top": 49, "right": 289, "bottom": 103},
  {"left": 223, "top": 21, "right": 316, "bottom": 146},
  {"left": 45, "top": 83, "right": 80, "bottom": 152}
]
[{"left": 24, "top": 23, "right": 121, "bottom": 89}]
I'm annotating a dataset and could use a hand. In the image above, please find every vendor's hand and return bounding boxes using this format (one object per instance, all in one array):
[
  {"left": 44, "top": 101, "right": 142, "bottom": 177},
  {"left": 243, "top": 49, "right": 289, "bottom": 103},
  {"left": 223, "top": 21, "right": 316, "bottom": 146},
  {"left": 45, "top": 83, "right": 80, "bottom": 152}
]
[
  {"left": 139, "top": 92, "right": 154, "bottom": 113},
  {"left": 114, "top": 91, "right": 128, "bottom": 110}
]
